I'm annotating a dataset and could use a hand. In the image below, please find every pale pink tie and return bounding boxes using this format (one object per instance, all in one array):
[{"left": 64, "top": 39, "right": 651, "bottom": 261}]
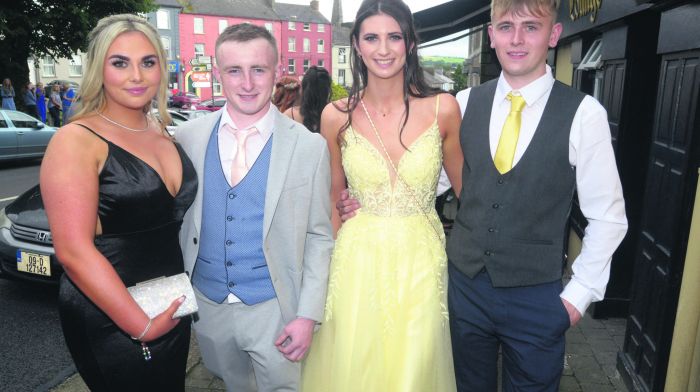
[{"left": 229, "top": 126, "right": 257, "bottom": 186}]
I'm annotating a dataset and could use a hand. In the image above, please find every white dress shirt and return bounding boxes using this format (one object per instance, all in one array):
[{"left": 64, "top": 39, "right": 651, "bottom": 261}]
[
  {"left": 455, "top": 66, "right": 628, "bottom": 315},
  {"left": 216, "top": 103, "right": 276, "bottom": 303}
]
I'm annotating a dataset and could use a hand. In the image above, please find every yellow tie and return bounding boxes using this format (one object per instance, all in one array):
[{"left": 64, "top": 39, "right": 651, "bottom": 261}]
[
  {"left": 229, "top": 126, "right": 258, "bottom": 186},
  {"left": 494, "top": 92, "right": 526, "bottom": 174}
]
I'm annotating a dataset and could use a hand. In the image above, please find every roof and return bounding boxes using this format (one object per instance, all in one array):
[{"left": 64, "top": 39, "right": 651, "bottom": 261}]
[
  {"left": 413, "top": 0, "right": 490, "bottom": 43},
  {"left": 274, "top": 3, "right": 330, "bottom": 24},
  {"left": 423, "top": 70, "right": 454, "bottom": 85},
  {"left": 332, "top": 25, "right": 352, "bottom": 46},
  {"left": 154, "top": 0, "right": 183, "bottom": 7},
  {"left": 187, "top": 0, "right": 280, "bottom": 20}
]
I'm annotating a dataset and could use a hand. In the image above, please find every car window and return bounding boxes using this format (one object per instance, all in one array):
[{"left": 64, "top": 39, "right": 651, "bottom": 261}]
[
  {"left": 0, "top": 112, "right": 7, "bottom": 128},
  {"left": 6, "top": 111, "right": 39, "bottom": 128}
]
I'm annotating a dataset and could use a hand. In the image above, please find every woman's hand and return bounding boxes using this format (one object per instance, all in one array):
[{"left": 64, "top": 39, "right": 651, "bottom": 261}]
[{"left": 141, "top": 296, "right": 186, "bottom": 342}]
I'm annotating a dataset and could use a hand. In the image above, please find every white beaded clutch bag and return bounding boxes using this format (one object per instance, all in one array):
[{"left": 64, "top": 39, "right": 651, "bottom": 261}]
[{"left": 127, "top": 273, "right": 198, "bottom": 319}]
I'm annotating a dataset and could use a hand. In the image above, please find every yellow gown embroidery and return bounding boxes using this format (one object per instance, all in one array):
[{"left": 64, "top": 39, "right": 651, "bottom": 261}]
[{"left": 302, "top": 103, "right": 456, "bottom": 391}]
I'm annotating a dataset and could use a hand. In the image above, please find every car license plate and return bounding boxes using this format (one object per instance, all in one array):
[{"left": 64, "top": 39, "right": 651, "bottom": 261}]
[{"left": 16, "top": 250, "right": 51, "bottom": 277}]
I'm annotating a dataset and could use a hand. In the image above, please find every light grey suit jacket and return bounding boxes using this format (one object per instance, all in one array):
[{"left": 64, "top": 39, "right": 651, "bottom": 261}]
[{"left": 175, "top": 106, "right": 333, "bottom": 323}]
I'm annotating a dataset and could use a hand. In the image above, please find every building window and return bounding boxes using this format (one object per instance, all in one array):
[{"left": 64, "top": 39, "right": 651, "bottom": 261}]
[
  {"left": 303, "top": 22, "right": 311, "bottom": 31},
  {"left": 303, "top": 59, "right": 310, "bottom": 73},
  {"left": 68, "top": 55, "right": 82, "bottom": 77},
  {"left": 338, "top": 69, "right": 345, "bottom": 86},
  {"left": 288, "top": 20, "right": 296, "bottom": 30},
  {"left": 194, "top": 43, "right": 205, "bottom": 58},
  {"left": 317, "top": 23, "right": 325, "bottom": 32},
  {"left": 219, "top": 20, "right": 228, "bottom": 34},
  {"left": 288, "top": 58, "right": 296, "bottom": 74},
  {"left": 288, "top": 37, "right": 296, "bottom": 52},
  {"left": 161, "top": 36, "right": 172, "bottom": 59},
  {"left": 41, "top": 56, "right": 55, "bottom": 77},
  {"left": 317, "top": 59, "right": 324, "bottom": 68},
  {"left": 317, "top": 39, "right": 324, "bottom": 53},
  {"left": 578, "top": 39, "right": 602, "bottom": 71},
  {"left": 194, "top": 17, "right": 204, "bottom": 34},
  {"left": 156, "top": 9, "right": 170, "bottom": 29},
  {"left": 213, "top": 77, "right": 222, "bottom": 95},
  {"left": 303, "top": 38, "right": 310, "bottom": 53},
  {"left": 265, "top": 22, "right": 273, "bottom": 33},
  {"left": 338, "top": 48, "right": 347, "bottom": 64}
]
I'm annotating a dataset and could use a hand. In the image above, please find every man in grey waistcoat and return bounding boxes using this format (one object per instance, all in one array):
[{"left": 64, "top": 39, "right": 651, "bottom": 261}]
[
  {"left": 176, "top": 24, "right": 333, "bottom": 391},
  {"left": 446, "top": 0, "right": 628, "bottom": 391}
]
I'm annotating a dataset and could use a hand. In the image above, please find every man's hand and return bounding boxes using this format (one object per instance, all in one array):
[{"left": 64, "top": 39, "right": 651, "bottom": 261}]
[
  {"left": 561, "top": 298, "right": 582, "bottom": 327},
  {"left": 336, "top": 189, "right": 361, "bottom": 222},
  {"left": 274, "top": 317, "right": 316, "bottom": 362}
]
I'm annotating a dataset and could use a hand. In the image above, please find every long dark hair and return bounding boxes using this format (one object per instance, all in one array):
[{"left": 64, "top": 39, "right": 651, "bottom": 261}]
[
  {"left": 340, "top": 0, "right": 439, "bottom": 146},
  {"left": 300, "top": 66, "right": 331, "bottom": 133}
]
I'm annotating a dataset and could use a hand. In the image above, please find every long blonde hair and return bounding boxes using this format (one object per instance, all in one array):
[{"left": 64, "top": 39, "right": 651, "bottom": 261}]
[{"left": 71, "top": 14, "right": 171, "bottom": 128}]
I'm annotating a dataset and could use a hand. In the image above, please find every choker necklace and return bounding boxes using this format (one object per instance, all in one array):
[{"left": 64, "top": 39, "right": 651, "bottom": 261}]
[{"left": 99, "top": 112, "right": 150, "bottom": 132}]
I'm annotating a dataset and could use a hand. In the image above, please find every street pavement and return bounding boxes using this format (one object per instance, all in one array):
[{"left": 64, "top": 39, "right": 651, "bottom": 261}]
[{"left": 50, "top": 314, "right": 628, "bottom": 391}]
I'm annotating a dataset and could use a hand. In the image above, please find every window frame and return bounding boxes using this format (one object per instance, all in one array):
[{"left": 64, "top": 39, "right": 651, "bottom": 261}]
[
  {"left": 288, "top": 58, "right": 296, "bottom": 74},
  {"left": 68, "top": 54, "right": 83, "bottom": 77},
  {"left": 317, "top": 39, "right": 324, "bottom": 53},
  {"left": 194, "top": 17, "right": 204, "bottom": 34},
  {"left": 288, "top": 37, "right": 296, "bottom": 52},
  {"left": 41, "top": 56, "right": 56, "bottom": 77},
  {"left": 156, "top": 9, "right": 170, "bottom": 29},
  {"left": 303, "top": 38, "right": 310, "bottom": 53}
]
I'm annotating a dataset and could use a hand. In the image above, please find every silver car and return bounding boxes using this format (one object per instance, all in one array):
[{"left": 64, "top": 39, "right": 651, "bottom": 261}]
[{"left": 0, "top": 109, "right": 57, "bottom": 162}]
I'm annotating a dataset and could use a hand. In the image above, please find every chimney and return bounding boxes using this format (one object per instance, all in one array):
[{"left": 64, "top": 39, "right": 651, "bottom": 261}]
[
  {"left": 332, "top": 0, "right": 343, "bottom": 26},
  {"left": 310, "top": 0, "right": 319, "bottom": 11}
]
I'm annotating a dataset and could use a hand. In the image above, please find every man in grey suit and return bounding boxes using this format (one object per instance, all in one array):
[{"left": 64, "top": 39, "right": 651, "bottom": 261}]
[{"left": 176, "top": 23, "right": 333, "bottom": 391}]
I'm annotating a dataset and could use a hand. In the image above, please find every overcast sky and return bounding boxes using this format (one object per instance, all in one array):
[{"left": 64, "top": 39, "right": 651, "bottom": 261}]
[{"left": 283, "top": 0, "right": 471, "bottom": 57}]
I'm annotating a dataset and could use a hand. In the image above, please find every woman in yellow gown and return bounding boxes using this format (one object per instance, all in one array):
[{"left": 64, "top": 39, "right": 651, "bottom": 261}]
[{"left": 302, "top": 0, "right": 464, "bottom": 390}]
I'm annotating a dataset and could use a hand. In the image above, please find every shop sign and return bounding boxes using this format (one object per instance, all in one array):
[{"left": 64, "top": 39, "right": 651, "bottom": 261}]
[
  {"left": 191, "top": 72, "right": 211, "bottom": 83},
  {"left": 569, "top": 0, "right": 602, "bottom": 23}
]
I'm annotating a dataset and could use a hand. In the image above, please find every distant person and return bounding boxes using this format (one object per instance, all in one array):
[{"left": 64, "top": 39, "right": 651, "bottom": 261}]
[
  {"left": 36, "top": 82, "right": 47, "bottom": 122},
  {"left": 40, "top": 14, "right": 195, "bottom": 390},
  {"left": 284, "top": 66, "right": 331, "bottom": 133},
  {"left": 1, "top": 78, "right": 16, "bottom": 110},
  {"left": 271, "top": 75, "right": 300, "bottom": 113},
  {"left": 62, "top": 83, "right": 77, "bottom": 123},
  {"left": 23, "top": 82, "right": 39, "bottom": 119},
  {"left": 47, "top": 84, "right": 62, "bottom": 126}
]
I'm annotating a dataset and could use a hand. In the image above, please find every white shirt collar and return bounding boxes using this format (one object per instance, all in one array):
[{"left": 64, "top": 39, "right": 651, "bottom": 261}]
[
  {"left": 218, "top": 103, "right": 276, "bottom": 139},
  {"left": 496, "top": 65, "right": 556, "bottom": 108}
]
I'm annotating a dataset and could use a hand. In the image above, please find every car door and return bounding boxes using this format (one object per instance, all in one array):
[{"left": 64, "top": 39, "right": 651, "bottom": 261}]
[
  {"left": 0, "top": 111, "right": 18, "bottom": 159},
  {"left": 6, "top": 110, "right": 53, "bottom": 156}
]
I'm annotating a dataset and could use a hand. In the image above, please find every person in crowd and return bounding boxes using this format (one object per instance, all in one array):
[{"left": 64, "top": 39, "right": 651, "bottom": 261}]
[
  {"left": 175, "top": 23, "right": 333, "bottom": 392},
  {"left": 284, "top": 66, "right": 331, "bottom": 133},
  {"left": 62, "top": 82, "right": 77, "bottom": 123},
  {"left": 48, "top": 83, "right": 62, "bottom": 126},
  {"left": 338, "top": 0, "right": 628, "bottom": 390},
  {"left": 40, "top": 14, "right": 196, "bottom": 391},
  {"left": 23, "top": 82, "right": 39, "bottom": 119},
  {"left": 301, "top": 0, "right": 463, "bottom": 390},
  {"left": 271, "top": 75, "right": 301, "bottom": 113},
  {"left": 36, "top": 82, "right": 47, "bottom": 122},
  {"left": 1, "top": 78, "right": 16, "bottom": 110}
]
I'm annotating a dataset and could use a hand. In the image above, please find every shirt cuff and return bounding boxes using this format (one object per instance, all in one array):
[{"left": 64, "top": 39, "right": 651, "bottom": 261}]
[{"left": 560, "top": 278, "right": 596, "bottom": 316}]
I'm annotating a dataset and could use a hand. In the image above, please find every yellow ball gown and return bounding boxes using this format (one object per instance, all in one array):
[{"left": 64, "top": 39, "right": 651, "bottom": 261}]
[{"left": 302, "top": 112, "right": 457, "bottom": 391}]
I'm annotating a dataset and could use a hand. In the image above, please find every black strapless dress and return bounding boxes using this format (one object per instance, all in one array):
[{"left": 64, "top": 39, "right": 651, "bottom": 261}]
[{"left": 58, "top": 126, "right": 197, "bottom": 391}]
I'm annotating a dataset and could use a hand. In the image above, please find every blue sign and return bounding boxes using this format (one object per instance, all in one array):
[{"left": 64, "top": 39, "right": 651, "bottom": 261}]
[{"left": 168, "top": 61, "right": 179, "bottom": 73}]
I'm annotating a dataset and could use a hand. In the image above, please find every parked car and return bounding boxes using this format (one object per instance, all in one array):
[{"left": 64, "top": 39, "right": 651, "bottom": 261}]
[
  {"left": 193, "top": 97, "right": 226, "bottom": 112},
  {"left": 151, "top": 109, "right": 190, "bottom": 135},
  {"left": 0, "top": 185, "right": 59, "bottom": 284},
  {"left": 170, "top": 92, "right": 200, "bottom": 109},
  {"left": 0, "top": 109, "right": 57, "bottom": 162},
  {"left": 177, "top": 109, "right": 211, "bottom": 120}
]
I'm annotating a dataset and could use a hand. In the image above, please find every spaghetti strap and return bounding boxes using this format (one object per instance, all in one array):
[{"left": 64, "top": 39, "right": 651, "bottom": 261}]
[
  {"left": 434, "top": 94, "right": 440, "bottom": 121},
  {"left": 74, "top": 123, "right": 109, "bottom": 143},
  {"left": 292, "top": 107, "right": 296, "bottom": 120}
]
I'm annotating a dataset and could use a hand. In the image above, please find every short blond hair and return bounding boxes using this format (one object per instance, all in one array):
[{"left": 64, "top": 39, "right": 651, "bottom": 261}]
[
  {"left": 490, "top": 0, "right": 560, "bottom": 21},
  {"left": 71, "top": 14, "right": 171, "bottom": 128}
]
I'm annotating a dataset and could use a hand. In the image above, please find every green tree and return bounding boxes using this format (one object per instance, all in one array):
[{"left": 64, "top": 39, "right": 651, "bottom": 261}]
[
  {"left": 451, "top": 64, "right": 468, "bottom": 92},
  {"left": 331, "top": 81, "right": 348, "bottom": 101},
  {"left": 0, "top": 0, "right": 156, "bottom": 109}
]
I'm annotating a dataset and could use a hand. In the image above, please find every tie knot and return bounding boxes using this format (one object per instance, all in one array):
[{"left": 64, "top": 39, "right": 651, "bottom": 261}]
[
  {"left": 507, "top": 92, "right": 526, "bottom": 112},
  {"left": 234, "top": 127, "right": 258, "bottom": 143}
]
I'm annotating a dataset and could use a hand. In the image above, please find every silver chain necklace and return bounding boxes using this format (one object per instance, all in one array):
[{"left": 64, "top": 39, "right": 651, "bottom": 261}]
[{"left": 98, "top": 112, "right": 150, "bottom": 132}]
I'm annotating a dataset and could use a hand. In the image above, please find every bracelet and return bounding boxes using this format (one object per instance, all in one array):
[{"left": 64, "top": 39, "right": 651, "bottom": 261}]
[{"left": 131, "top": 318, "right": 153, "bottom": 341}]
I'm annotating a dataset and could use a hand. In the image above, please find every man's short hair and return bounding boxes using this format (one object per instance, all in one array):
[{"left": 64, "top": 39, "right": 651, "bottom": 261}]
[
  {"left": 215, "top": 23, "right": 279, "bottom": 65},
  {"left": 490, "top": 0, "right": 560, "bottom": 21}
]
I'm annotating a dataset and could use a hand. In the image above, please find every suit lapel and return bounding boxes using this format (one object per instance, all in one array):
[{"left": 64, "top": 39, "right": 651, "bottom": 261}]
[
  {"left": 190, "top": 113, "right": 223, "bottom": 233},
  {"left": 263, "top": 110, "right": 298, "bottom": 239}
]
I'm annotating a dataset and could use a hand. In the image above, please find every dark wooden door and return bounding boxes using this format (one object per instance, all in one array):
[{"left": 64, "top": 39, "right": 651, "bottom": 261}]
[{"left": 618, "top": 50, "right": 700, "bottom": 392}]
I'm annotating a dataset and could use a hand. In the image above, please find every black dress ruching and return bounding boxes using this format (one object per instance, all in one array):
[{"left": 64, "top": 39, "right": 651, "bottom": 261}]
[{"left": 57, "top": 125, "right": 197, "bottom": 391}]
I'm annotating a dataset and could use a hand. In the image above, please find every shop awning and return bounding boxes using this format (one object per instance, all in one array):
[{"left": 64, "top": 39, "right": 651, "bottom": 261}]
[{"left": 413, "top": 0, "right": 491, "bottom": 43}]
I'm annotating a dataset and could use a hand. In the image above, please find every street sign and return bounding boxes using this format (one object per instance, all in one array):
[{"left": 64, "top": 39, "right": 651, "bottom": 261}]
[
  {"left": 197, "top": 55, "right": 212, "bottom": 64},
  {"left": 206, "top": 64, "right": 212, "bottom": 71},
  {"left": 167, "top": 60, "right": 179, "bottom": 73},
  {"left": 192, "top": 82, "right": 210, "bottom": 88},
  {"left": 192, "top": 66, "right": 206, "bottom": 72},
  {"left": 191, "top": 72, "right": 211, "bottom": 83},
  {"left": 189, "top": 58, "right": 199, "bottom": 66}
]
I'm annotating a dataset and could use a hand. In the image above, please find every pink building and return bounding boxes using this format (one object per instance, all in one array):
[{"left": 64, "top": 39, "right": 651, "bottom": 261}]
[{"left": 177, "top": 0, "right": 331, "bottom": 100}]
